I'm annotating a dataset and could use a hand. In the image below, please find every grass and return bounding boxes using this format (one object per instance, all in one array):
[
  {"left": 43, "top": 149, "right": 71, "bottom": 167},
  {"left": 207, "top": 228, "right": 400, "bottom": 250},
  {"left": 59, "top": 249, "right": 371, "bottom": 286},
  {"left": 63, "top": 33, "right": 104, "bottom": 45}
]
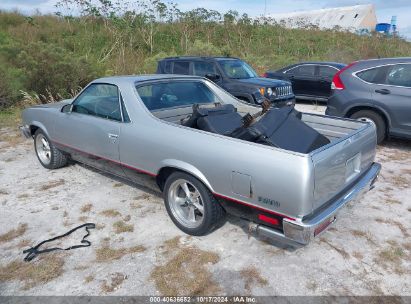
[
  {"left": 113, "top": 221, "right": 134, "bottom": 234},
  {"left": 0, "top": 254, "right": 65, "bottom": 290},
  {"left": 350, "top": 229, "right": 376, "bottom": 245},
  {"left": 352, "top": 251, "right": 364, "bottom": 260},
  {"left": 80, "top": 203, "right": 93, "bottom": 213},
  {"left": 151, "top": 236, "right": 220, "bottom": 296},
  {"left": 135, "top": 194, "right": 151, "bottom": 201},
  {"left": 375, "top": 246, "right": 406, "bottom": 274},
  {"left": 0, "top": 6, "right": 410, "bottom": 112},
  {"left": 0, "top": 108, "right": 21, "bottom": 128},
  {"left": 320, "top": 238, "right": 350, "bottom": 259},
  {"left": 39, "top": 179, "right": 65, "bottom": 191},
  {"left": 101, "top": 272, "right": 126, "bottom": 293},
  {"left": 390, "top": 176, "right": 410, "bottom": 189},
  {"left": 95, "top": 244, "right": 146, "bottom": 263},
  {"left": 78, "top": 216, "right": 88, "bottom": 222},
  {"left": 375, "top": 218, "right": 409, "bottom": 237},
  {"left": 385, "top": 198, "right": 402, "bottom": 205},
  {"left": 306, "top": 281, "right": 318, "bottom": 291},
  {"left": 0, "top": 131, "right": 24, "bottom": 148},
  {"left": 130, "top": 201, "right": 143, "bottom": 209},
  {"left": 240, "top": 266, "right": 268, "bottom": 292},
  {"left": 100, "top": 209, "right": 121, "bottom": 217},
  {"left": 0, "top": 223, "right": 27, "bottom": 243},
  {"left": 84, "top": 275, "right": 94, "bottom": 283},
  {"left": 16, "top": 239, "right": 32, "bottom": 249},
  {"left": 402, "top": 169, "right": 411, "bottom": 175}
]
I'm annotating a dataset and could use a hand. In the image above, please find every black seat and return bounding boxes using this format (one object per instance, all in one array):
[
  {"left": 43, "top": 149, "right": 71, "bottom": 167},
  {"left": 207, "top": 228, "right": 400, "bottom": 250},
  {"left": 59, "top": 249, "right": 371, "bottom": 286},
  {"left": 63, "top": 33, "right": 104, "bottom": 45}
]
[
  {"left": 184, "top": 104, "right": 243, "bottom": 136},
  {"left": 231, "top": 107, "right": 330, "bottom": 153}
]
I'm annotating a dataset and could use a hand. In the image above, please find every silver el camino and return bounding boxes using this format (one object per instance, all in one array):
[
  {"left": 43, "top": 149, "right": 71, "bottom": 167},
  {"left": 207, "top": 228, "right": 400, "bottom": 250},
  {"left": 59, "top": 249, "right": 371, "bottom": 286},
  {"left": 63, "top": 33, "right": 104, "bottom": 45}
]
[{"left": 20, "top": 75, "right": 381, "bottom": 246}]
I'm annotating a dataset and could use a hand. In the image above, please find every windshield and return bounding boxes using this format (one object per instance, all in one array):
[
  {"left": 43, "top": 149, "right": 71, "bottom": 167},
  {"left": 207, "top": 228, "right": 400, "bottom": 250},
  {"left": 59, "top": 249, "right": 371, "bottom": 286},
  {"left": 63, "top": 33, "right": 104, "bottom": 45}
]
[
  {"left": 218, "top": 60, "right": 258, "bottom": 79},
  {"left": 136, "top": 81, "right": 219, "bottom": 111}
]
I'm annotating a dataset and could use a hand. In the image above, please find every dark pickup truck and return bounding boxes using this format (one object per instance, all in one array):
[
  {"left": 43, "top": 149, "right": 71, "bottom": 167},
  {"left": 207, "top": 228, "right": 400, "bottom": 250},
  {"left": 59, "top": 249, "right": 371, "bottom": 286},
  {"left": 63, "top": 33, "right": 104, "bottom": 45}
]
[{"left": 157, "top": 56, "right": 295, "bottom": 107}]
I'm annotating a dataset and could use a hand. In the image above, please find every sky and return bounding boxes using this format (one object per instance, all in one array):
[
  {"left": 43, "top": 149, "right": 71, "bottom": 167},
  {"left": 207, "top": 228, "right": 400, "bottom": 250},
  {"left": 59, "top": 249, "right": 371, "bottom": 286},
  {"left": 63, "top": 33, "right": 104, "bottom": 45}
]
[{"left": 1, "top": 0, "right": 410, "bottom": 39}]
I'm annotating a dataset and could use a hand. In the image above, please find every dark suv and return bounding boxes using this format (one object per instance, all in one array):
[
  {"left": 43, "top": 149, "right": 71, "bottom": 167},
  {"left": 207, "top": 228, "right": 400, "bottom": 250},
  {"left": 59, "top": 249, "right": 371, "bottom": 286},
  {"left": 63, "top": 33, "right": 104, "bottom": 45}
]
[
  {"left": 157, "top": 57, "right": 295, "bottom": 107},
  {"left": 263, "top": 62, "right": 346, "bottom": 102},
  {"left": 326, "top": 58, "right": 411, "bottom": 143}
]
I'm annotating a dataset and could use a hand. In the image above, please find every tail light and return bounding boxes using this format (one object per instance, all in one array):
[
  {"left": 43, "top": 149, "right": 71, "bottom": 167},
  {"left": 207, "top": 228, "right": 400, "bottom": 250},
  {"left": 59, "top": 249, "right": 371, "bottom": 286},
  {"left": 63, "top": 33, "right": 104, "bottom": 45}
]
[
  {"left": 331, "top": 62, "right": 357, "bottom": 90},
  {"left": 262, "top": 72, "right": 268, "bottom": 78},
  {"left": 258, "top": 214, "right": 280, "bottom": 226}
]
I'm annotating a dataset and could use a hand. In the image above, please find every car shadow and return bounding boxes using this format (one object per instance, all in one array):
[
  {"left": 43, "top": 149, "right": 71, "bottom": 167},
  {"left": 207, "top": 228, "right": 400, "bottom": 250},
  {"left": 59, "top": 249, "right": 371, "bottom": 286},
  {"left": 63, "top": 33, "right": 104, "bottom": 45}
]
[
  {"left": 381, "top": 137, "right": 411, "bottom": 150},
  {"left": 69, "top": 160, "right": 162, "bottom": 198},
  {"left": 225, "top": 215, "right": 300, "bottom": 251}
]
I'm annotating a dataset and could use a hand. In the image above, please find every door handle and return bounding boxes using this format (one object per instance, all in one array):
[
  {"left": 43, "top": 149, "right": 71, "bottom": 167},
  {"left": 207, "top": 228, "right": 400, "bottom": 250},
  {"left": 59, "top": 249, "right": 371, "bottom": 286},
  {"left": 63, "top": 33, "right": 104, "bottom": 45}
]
[
  {"left": 108, "top": 133, "right": 119, "bottom": 139},
  {"left": 375, "top": 88, "right": 390, "bottom": 95}
]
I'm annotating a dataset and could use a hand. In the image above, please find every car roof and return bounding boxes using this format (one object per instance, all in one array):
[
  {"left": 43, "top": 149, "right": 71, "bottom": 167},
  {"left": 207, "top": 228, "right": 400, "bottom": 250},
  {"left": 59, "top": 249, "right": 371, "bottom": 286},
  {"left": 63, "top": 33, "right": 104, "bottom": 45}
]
[
  {"left": 274, "top": 62, "right": 346, "bottom": 72},
  {"left": 298, "top": 61, "right": 346, "bottom": 66},
  {"left": 92, "top": 74, "right": 202, "bottom": 85},
  {"left": 161, "top": 56, "right": 241, "bottom": 61},
  {"left": 343, "top": 57, "right": 411, "bottom": 73},
  {"left": 355, "top": 57, "right": 411, "bottom": 65}
]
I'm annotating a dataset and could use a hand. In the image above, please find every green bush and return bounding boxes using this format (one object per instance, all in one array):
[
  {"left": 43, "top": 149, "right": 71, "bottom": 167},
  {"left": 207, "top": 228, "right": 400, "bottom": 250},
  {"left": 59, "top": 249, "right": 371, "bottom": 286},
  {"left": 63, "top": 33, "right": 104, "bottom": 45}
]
[
  {"left": 0, "top": 8, "right": 410, "bottom": 109},
  {"left": 15, "top": 42, "right": 104, "bottom": 101}
]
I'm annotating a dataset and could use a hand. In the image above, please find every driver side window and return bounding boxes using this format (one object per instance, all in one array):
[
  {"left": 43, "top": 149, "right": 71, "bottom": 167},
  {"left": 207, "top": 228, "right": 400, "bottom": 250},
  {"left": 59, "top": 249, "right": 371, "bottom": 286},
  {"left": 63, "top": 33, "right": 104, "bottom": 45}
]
[{"left": 72, "top": 84, "right": 122, "bottom": 122}]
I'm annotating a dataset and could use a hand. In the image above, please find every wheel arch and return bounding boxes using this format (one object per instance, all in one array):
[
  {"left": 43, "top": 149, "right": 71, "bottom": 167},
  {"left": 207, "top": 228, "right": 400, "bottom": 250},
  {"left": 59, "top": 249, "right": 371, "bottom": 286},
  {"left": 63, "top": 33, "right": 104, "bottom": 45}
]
[
  {"left": 345, "top": 105, "right": 391, "bottom": 131},
  {"left": 29, "top": 121, "right": 50, "bottom": 137},
  {"left": 156, "top": 160, "right": 214, "bottom": 193}
]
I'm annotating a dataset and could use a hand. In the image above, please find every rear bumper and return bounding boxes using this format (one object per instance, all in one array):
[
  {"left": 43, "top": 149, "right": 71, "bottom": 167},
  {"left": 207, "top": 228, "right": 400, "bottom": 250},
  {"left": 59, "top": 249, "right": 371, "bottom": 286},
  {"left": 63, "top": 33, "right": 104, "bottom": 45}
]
[{"left": 249, "top": 162, "right": 381, "bottom": 246}]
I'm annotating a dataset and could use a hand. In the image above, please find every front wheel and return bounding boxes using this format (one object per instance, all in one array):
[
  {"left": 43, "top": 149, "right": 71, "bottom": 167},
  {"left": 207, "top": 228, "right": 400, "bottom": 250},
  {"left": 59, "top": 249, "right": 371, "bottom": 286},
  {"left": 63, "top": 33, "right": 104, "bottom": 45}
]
[
  {"left": 163, "top": 172, "right": 225, "bottom": 236},
  {"left": 350, "top": 110, "right": 386, "bottom": 144},
  {"left": 34, "top": 129, "right": 68, "bottom": 169}
]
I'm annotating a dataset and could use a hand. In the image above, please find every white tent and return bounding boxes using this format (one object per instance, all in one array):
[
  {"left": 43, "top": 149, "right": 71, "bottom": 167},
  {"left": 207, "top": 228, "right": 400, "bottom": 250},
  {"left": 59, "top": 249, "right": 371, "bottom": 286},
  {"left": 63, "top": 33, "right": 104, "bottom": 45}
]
[{"left": 266, "top": 4, "right": 377, "bottom": 32}]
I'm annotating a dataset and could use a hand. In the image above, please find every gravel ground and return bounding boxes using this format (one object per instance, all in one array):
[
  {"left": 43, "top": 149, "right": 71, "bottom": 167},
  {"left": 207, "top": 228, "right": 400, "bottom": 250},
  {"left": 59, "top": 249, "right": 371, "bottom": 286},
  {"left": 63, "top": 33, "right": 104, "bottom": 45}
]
[{"left": 0, "top": 103, "right": 410, "bottom": 296}]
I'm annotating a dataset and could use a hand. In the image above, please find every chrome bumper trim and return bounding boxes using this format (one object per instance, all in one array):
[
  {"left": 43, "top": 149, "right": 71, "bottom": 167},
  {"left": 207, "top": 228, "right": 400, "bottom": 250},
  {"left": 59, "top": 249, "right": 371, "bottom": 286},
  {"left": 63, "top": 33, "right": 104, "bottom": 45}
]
[
  {"left": 251, "top": 162, "right": 381, "bottom": 246},
  {"left": 19, "top": 125, "right": 31, "bottom": 138}
]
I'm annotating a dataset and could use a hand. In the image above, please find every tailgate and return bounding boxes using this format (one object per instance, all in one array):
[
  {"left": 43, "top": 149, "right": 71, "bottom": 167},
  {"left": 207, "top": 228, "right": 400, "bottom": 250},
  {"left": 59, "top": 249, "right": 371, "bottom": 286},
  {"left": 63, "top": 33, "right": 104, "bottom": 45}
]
[{"left": 310, "top": 122, "right": 377, "bottom": 211}]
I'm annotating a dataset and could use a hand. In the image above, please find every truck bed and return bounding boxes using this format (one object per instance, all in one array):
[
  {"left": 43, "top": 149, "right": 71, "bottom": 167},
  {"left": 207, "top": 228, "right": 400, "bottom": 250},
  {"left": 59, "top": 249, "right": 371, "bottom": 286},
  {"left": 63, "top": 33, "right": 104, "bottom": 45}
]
[{"left": 151, "top": 105, "right": 369, "bottom": 152}]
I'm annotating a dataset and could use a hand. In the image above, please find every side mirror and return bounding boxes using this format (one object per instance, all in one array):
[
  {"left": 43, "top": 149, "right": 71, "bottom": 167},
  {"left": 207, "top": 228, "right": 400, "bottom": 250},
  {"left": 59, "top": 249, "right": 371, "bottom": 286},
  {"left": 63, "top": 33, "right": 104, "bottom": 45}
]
[
  {"left": 205, "top": 73, "right": 221, "bottom": 82},
  {"left": 61, "top": 104, "right": 73, "bottom": 113}
]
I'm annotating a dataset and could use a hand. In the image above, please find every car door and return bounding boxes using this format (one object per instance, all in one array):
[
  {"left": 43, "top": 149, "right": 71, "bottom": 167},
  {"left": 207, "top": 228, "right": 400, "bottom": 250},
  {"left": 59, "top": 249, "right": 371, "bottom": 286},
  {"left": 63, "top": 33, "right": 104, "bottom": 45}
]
[
  {"left": 54, "top": 83, "right": 125, "bottom": 177},
  {"left": 317, "top": 65, "right": 339, "bottom": 98},
  {"left": 373, "top": 64, "right": 411, "bottom": 136},
  {"left": 285, "top": 64, "right": 317, "bottom": 97}
]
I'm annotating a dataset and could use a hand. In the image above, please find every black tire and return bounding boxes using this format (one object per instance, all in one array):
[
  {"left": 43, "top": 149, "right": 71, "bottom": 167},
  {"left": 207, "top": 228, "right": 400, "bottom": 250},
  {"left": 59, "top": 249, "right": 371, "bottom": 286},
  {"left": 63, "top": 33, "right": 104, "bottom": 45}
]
[
  {"left": 34, "top": 129, "right": 68, "bottom": 169},
  {"left": 163, "top": 171, "right": 225, "bottom": 236},
  {"left": 350, "top": 110, "right": 386, "bottom": 144}
]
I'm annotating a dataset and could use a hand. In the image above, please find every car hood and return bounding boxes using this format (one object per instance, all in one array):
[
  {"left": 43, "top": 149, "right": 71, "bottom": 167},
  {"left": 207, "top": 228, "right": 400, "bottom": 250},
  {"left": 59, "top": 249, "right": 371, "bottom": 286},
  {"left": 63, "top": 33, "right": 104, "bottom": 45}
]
[
  {"left": 236, "top": 77, "right": 290, "bottom": 87},
  {"left": 30, "top": 99, "right": 73, "bottom": 109}
]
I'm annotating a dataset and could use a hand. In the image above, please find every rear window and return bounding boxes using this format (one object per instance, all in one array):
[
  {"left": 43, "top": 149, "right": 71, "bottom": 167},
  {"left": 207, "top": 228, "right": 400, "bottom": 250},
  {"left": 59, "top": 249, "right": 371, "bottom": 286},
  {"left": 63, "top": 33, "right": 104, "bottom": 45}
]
[
  {"left": 356, "top": 67, "right": 381, "bottom": 83},
  {"left": 136, "top": 81, "right": 219, "bottom": 111},
  {"left": 172, "top": 61, "right": 190, "bottom": 75}
]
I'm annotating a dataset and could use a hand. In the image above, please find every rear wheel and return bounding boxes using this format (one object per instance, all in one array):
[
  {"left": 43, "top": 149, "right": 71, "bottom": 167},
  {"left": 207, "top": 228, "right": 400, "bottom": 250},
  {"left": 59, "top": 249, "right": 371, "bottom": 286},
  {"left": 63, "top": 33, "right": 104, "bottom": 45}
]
[
  {"left": 350, "top": 110, "right": 386, "bottom": 144},
  {"left": 163, "top": 172, "right": 225, "bottom": 236},
  {"left": 34, "top": 129, "right": 68, "bottom": 169}
]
